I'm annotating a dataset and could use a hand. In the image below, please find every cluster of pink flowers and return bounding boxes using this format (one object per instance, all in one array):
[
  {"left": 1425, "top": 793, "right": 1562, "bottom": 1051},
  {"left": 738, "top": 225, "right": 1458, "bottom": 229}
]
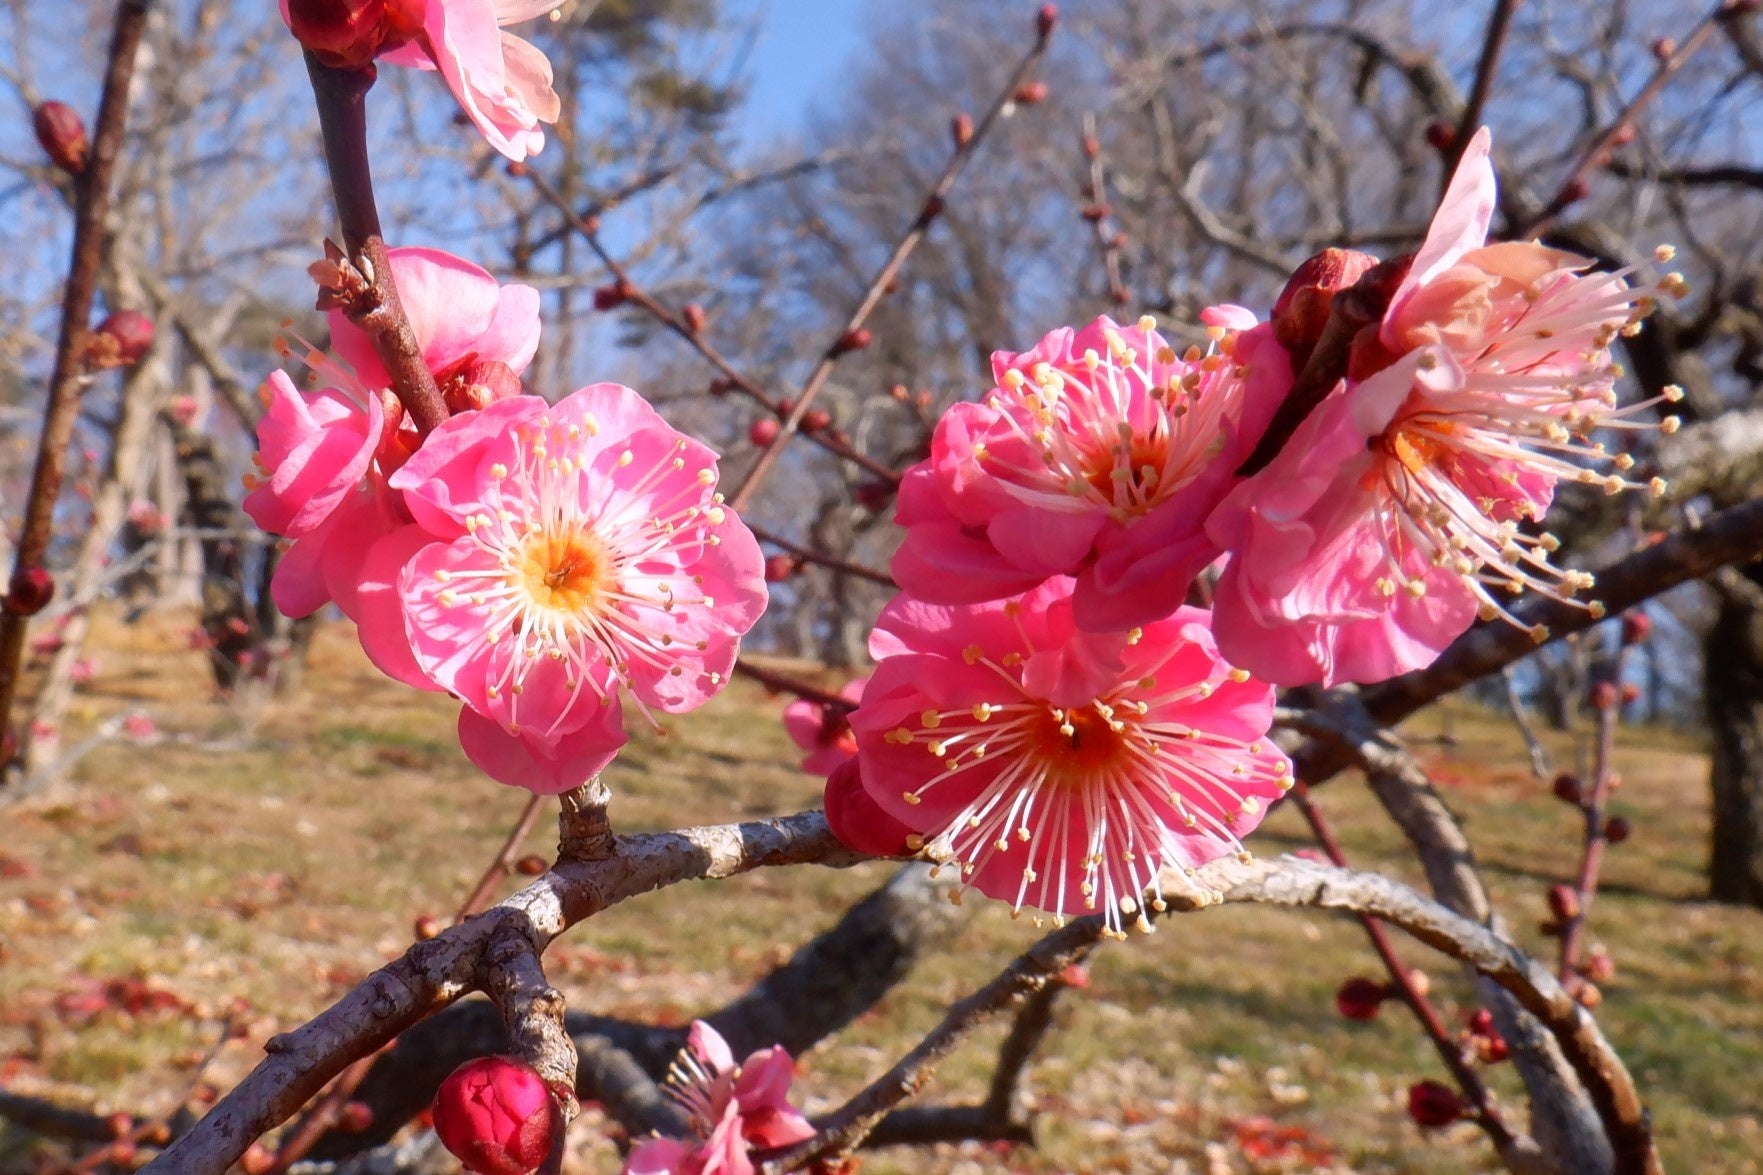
[
  {"left": 791, "top": 126, "right": 1677, "bottom": 935},
  {"left": 624, "top": 1021, "right": 815, "bottom": 1175},
  {"left": 245, "top": 247, "right": 765, "bottom": 793}
]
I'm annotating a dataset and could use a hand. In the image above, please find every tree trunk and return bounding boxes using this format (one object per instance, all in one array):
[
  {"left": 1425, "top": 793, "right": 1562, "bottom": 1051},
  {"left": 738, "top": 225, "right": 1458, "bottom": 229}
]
[{"left": 1705, "top": 568, "right": 1763, "bottom": 907}]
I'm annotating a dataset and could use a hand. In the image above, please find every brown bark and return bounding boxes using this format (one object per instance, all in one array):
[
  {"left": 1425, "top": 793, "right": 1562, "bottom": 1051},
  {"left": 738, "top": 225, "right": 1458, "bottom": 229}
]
[{"left": 1706, "top": 566, "right": 1763, "bottom": 907}]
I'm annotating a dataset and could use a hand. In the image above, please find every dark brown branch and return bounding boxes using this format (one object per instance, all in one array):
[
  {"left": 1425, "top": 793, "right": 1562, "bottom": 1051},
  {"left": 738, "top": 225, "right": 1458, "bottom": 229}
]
[{"left": 1442, "top": 0, "right": 1520, "bottom": 194}]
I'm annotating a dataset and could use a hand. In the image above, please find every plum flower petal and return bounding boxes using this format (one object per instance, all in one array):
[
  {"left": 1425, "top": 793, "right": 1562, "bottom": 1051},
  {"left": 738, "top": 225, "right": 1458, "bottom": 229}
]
[
  {"left": 782, "top": 677, "right": 865, "bottom": 775},
  {"left": 243, "top": 371, "right": 384, "bottom": 540},
  {"left": 381, "top": 384, "right": 766, "bottom": 793},
  {"left": 1207, "top": 128, "right": 1680, "bottom": 686},
  {"left": 850, "top": 579, "right": 1292, "bottom": 936},
  {"left": 623, "top": 1021, "right": 814, "bottom": 1175},
  {"left": 893, "top": 314, "right": 1288, "bottom": 630},
  {"left": 823, "top": 757, "right": 914, "bottom": 857}
]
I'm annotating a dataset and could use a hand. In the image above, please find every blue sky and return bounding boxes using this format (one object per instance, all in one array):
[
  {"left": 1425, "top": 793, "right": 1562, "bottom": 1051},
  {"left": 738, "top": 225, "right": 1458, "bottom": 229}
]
[{"left": 726, "top": 0, "right": 865, "bottom": 143}]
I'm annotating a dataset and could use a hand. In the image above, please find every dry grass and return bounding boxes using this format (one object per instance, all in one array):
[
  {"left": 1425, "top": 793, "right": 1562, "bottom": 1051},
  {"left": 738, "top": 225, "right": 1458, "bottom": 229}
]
[{"left": 1, "top": 609, "right": 1760, "bottom": 1173}]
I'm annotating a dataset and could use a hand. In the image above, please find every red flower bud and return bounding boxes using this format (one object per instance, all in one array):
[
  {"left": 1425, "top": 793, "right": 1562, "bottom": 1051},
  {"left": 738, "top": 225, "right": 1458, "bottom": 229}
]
[
  {"left": 1651, "top": 35, "right": 1677, "bottom": 61},
  {"left": 413, "top": 913, "right": 441, "bottom": 940},
  {"left": 591, "top": 281, "right": 630, "bottom": 311},
  {"left": 1590, "top": 680, "right": 1618, "bottom": 710},
  {"left": 1423, "top": 121, "right": 1457, "bottom": 152},
  {"left": 1407, "top": 1080, "right": 1464, "bottom": 1127},
  {"left": 1036, "top": 3, "right": 1058, "bottom": 40},
  {"left": 1552, "top": 772, "right": 1583, "bottom": 805},
  {"left": 802, "top": 408, "right": 833, "bottom": 433},
  {"left": 514, "top": 854, "right": 547, "bottom": 876},
  {"left": 1582, "top": 950, "right": 1616, "bottom": 983},
  {"left": 1621, "top": 610, "right": 1652, "bottom": 644},
  {"left": 1467, "top": 1008, "right": 1494, "bottom": 1036},
  {"left": 240, "top": 1143, "right": 276, "bottom": 1174},
  {"left": 1080, "top": 202, "right": 1112, "bottom": 222},
  {"left": 505, "top": 160, "right": 529, "bottom": 178},
  {"left": 1059, "top": 962, "right": 1090, "bottom": 989},
  {"left": 0, "top": 725, "right": 18, "bottom": 768},
  {"left": 284, "top": 0, "right": 422, "bottom": 68},
  {"left": 706, "top": 378, "right": 735, "bottom": 398},
  {"left": 681, "top": 303, "right": 706, "bottom": 334},
  {"left": 1081, "top": 132, "right": 1100, "bottom": 159},
  {"left": 1608, "top": 124, "right": 1637, "bottom": 148},
  {"left": 764, "top": 554, "right": 797, "bottom": 583},
  {"left": 85, "top": 309, "right": 155, "bottom": 371},
  {"left": 1473, "top": 1031, "right": 1509, "bottom": 1064},
  {"left": 1334, "top": 977, "right": 1391, "bottom": 1021},
  {"left": 1272, "top": 248, "right": 1380, "bottom": 361},
  {"left": 4, "top": 567, "right": 55, "bottom": 617},
  {"left": 854, "top": 481, "right": 893, "bottom": 511},
  {"left": 1557, "top": 177, "right": 1591, "bottom": 206},
  {"left": 951, "top": 113, "right": 974, "bottom": 149},
  {"left": 1014, "top": 82, "right": 1049, "bottom": 105},
  {"left": 1603, "top": 815, "right": 1631, "bottom": 844},
  {"left": 107, "top": 1112, "right": 133, "bottom": 1139},
  {"left": 338, "top": 1101, "right": 374, "bottom": 1133},
  {"left": 749, "top": 418, "right": 780, "bottom": 447},
  {"left": 433, "top": 1056, "right": 558, "bottom": 1175},
  {"left": 1576, "top": 981, "right": 1604, "bottom": 1009},
  {"left": 1547, "top": 883, "right": 1581, "bottom": 922},
  {"left": 1620, "top": 682, "right": 1641, "bottom": 705},
  {"left": 832, "top": 327, "right": 872, "bottom": 356},
  {"left": 32, "top": 101, "right": 88, "bottom": 175}
]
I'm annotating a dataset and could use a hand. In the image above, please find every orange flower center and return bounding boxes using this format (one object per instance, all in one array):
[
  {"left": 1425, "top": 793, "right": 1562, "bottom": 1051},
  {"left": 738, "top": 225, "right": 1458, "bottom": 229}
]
[{"left": 520, "top": 529, "right": 609, "bottom": 612}]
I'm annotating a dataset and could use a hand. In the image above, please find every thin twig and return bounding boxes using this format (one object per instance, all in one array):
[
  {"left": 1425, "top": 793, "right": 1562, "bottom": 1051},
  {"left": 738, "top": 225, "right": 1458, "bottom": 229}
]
[
  {"left": 1441, "top": 0, "right": 1521, "bottom": 194},
  {"left": 0, "top": 0, "right": 153, "bottom": 754},
  {"left": 455, "top": 794, "right": 549, "bottom": 922}
]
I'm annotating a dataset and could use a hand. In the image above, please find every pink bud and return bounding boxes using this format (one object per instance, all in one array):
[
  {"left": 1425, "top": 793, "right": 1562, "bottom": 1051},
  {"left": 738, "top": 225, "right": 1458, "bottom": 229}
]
[
  {"left": 764, "top": 554, "right": 796, "bottom": 582},
  {"left": 1651, "top": 36, "right": 1677, "bottom": 61},
  {"left": 1081, "top": 132, "right": 1100, "bottom": 159},
  {"left": 1080, "top": 202, "right": 1111, "bottom": 223},
  {"left": 1035, "top": 3, "right": 1058, "bottom": 40},
  {"left": 801, "top": 408, "right": 832, "bottom": 433},
  {"left": 338, "top": 1101, "right": 374, "bottom": 1133},
  {"left": 1059, "top": 962, "right": 1090, "bottom": 989},
  {"left": 591, "top": 280, "right": 630, "bottom": 311},
  {"left": 951, "top": 113, "right": 974, "bottom": 149},
  {"left": 1590, "top": 680, "right": 1618, "bottom": 710},
  {"left": 832, "top": 327, "right": 872, "bottom": 356},
  {"left": 414, "top": 913, "right": 442, "bottom": 940},
  {"left": 1582, "top": 950, "right": 1616, "bottom": 983},
  {"left": 1603, "top": 815, "right": 1632, "bottom": 844},
  {"left": 32, "top": 101, "right": 87, "bottom": 175},
  {"left": 1621, "top": 610, "right": 1652, "bottom": 644},
  {"left": 4, "top": 567, "right": 55, "bottom": 617},
  {"left": 1406, "top": 1080, "right": 1463, "bottom": 1127},
  {"left": 1552, "top": 772, "right": 1583, "bottom": 805},
  {"left": 1335, "top": 977, "right": 1391, "bottom": 1021},
  {"left": 1547, "top": 884, "right": 1581, "bottom": 922},
  {"left": 749, "top": 418, "right": 780, "bottom": 447},
  {"left": 1422, "top": 121, "right": 1456, "bottom": 152},
  {"left": 432, "top": 1056, "right": 558, "bottom": 1175},
  {"left": 1558, "top": 177, "right": 1591, "bottom": 206},
  {"left": 91, "top": 309, "right": 155, "bottom": 369},
  {"left": 681, "top": 303, "right": 706, "bottom": 334},
  {"left": 1013, "top": 82, "right": 1049, "bottom": 105},
  {"left": 514, "top": 854, "right": 547, "bottom": 876},
  {"left": 121, "top": 714, "right": 158, "bottom": 742}
]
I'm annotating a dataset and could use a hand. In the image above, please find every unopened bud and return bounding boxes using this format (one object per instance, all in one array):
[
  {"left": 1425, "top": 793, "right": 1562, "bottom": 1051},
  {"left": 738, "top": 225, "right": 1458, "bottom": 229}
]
[
  {"left": 32, "top": 101, "right": 87, "bottom": 175},
  {"left": 413, "top": 913, "right": 441, "bottom": 940},
  {"left": 4, "top": 567, "right": 55, "bottom": 617},
  {"left": 1036, "top": 3, "right": 1058, "bottom": 40},
  {"left": 338, "top": 1101, "right": 374, "bottom": 1133},
  {"left": 1621, "top": 610, "right": 1652, "bottom": 644},
  {"left": 749, "top": 418, "right": 780, "bottom": 447},
  {"left": 1620, "top": 682, "right": 1641, "bottom": 705},
  {"left": 1406, "top": 969, "right": 1431, "bottom": 999},
  {"left": 1608, "top": 124, "right": 1637, "bottom": 148},
  {"left": 505, "top": 160, "right": 528, "bottom": 178},
  {"left": 1575, "top": 981, "right": 1603, "bottom": 1009},
  {"left": 591, "top": 280, "right": 630, "bottom": 311},
  {"left": 764, "top": 554, "right": 797, "bottom": 582},
  {"left": 1080, "top": 202, "right": 1112, "bottom": 222},
  {"left": 681, "top": 303, "right": 706, "bottom": 334},
  {"left": 1552, "top": 772, "right": 1583, "bottom": 805},
  {"left": 240, "top": 1143, "right": 275, "bottom": 1175},
  {"left": 1014, "top": 81, "right": 1049, "bottom": 105},
  {"left": 1272, "top": 248, "right": 1380, "bottom": 363},
  {"left": 1081, "top": 132, "right": 1100, "bottom": 159},
  {"left": 1407, "top": 1081, "right": 1463, "bottom": 1127},
  {"left": 514, "top": 854, "right": 547, "bottom": 876},
  {"left": 832, "top": 327, "right": 872, "bottom": 356},
  {"left": 107, "top": 1113, "right": 133, "bottom": 1139},
  {"left": 1603, "top": 814, "right": 1632, "bottom": 844},
  {"left": 108, "top": 1139, "right": 138, "bottom": 1166},
  {"left": 1423, "top": 121, "right": 1456, "bottom": 152},
  {"left": 801, "top": 408, "right": 833, "bottom": 433},
  {"left": 1651, "top": 36, "right": 1677, "bottom": 61},
  {"left": 1467, "top": 1008, "right": 1494, "bottom": 1036},
  {"left": 433, "top": 1056, "right": 559, "bottom": 1175},
  {"left": 1334, "top": 977, "right": 1391, "bottom": 1021},
  {"left": 1558, "top": 177, "right": 1591, "bottom": 206},
  {"left": 1547, "top": 883, "right": 1581, "bottom": 922},
  {"left": 854, "top": 481, "right": 893, "bottom": 511},
  {"left": 1590, "top": 680, "right": 1618, "bottom": 710},
  {"left": 89, "top": 309, "right": 155, "bottom": 369},
  {"left": 951, "top": 112, "right": 974, "bottom": 149},
  {"left": 1582, "top": 949, "right": 1616, "bottom": 983}
]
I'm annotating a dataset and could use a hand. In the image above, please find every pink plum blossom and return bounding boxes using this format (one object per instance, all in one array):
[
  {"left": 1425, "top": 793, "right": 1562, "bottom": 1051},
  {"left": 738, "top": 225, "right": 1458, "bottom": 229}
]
[
  {"left": 245, "top": 247, "right": 540, "bottom": 621},
  {"left": 349, "top": 384, "right": 766, "bottom": 793},
  {"left": 378, "top": 1, "right": 564, "bottom": 161},
  {"left": 848, "top": 578, "right": 1292, "bottom": 936},
  {"left": 782, "top": 677, "right": 865, "bottom": 775},
  {"left": 823, "top": 757, "right": 915, "bottom": 858},
  {"left": 1206, "top": 127, "right": 1677, "bottom": 686},
  {"left": 432, "top": 1055, "right": 557, "bottom": 1175},
  {"left": 281, "top": 0, "right": 563, "bottom": 161},
  {"left": 624, "top": 1021, "right": 814, "bottom": 1175},
  {"left": 892, "top": 313, "right": 1288, "bottom": 632}
]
